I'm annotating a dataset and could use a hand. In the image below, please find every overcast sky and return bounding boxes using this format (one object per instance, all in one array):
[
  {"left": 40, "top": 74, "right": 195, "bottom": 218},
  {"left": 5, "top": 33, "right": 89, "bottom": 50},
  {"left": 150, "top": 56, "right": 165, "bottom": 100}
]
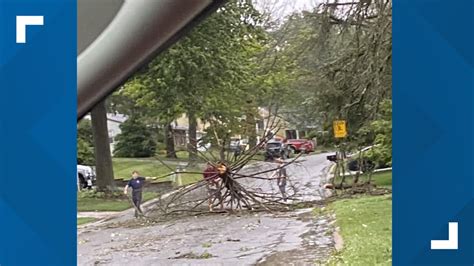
[{"left": 254, "top": 0, "right": 319, "bottom": 19}]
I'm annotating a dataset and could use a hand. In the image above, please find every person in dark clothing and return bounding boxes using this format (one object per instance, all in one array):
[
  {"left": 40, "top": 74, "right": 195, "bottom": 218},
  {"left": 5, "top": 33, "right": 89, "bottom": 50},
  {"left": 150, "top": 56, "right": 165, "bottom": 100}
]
[
  {"left": 123, "top": 170, "right": 146, "bottom": 218},
  {"left": 271, "top": 158, "right": 288, "bottom": 202}
]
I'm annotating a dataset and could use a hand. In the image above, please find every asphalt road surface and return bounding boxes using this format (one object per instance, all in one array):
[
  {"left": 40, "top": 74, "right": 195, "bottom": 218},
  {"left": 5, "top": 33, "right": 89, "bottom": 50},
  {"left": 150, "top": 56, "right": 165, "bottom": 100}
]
[{"left": 78, "top": 153, "right": 335, "bottom": 265}]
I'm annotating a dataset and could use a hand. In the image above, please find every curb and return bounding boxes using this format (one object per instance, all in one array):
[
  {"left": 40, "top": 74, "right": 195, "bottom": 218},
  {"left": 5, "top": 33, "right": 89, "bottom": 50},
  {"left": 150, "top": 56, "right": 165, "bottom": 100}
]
[{"left": 77, "top": 182, "right": 197, "bottom": 229}]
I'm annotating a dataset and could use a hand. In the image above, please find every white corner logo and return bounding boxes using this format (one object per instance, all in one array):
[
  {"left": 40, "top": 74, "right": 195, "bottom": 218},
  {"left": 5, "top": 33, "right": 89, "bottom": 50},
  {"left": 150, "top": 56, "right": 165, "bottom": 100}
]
[
  {"left": 431, "top": 222, "right": 458, "bottom": 250},
  {"left": 16, "top": 16, "right": 44, "bottom": 43}
]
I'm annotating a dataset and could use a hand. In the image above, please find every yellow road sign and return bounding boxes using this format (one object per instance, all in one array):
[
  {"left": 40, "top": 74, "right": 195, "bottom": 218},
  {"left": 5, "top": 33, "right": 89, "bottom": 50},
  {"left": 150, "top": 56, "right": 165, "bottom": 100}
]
[{"left": 333, "top": 120, "right": 347, "bottom": 138}]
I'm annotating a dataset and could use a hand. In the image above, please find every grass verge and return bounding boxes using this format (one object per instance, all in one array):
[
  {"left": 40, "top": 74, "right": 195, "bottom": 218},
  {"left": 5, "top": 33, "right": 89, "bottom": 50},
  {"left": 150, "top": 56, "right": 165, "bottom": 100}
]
[
  {"left": 113, "top": 158, "right": 177, "bottom": 180},
  {"left": 77, "top": 192, "right": 158, "bottom": 212},
  {"left": 77, "top": 217, "right": 96, "bottom": 226},
  {"left": 326, "top": 194, "right": 392, "bottom": 265},
  {"left": 333, "top": 170, "right": 392, "bottom": 189},
  {"left": 371, "top": 171, "right": 392, "bottom": 189},
  {"left": 113, "top": 157, "right": 202, "bottom": 184}
]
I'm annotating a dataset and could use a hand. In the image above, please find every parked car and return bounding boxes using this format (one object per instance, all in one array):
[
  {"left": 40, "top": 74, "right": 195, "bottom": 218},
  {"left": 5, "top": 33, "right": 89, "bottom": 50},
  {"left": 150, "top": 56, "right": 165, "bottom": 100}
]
[
  {"left": 264, "top": 139, "right": 291, "bottom": 161},
  {"left": 229, "top": 139, "right": 242, "bottom": 156},
  {"left": 228, "top": 138, "right": 248, "bottom": 156},
  {"left": 285, "top": 139, "right": 315, "bottom": 154},
  {"left": 77, "top": 165, "right": 96, "bottom": 190},
  {"left": 197, "top": 140, "right": 211, "bottom": 152},
  {"left": 326, "top": 152, "right": 342, "bottom": 162}
]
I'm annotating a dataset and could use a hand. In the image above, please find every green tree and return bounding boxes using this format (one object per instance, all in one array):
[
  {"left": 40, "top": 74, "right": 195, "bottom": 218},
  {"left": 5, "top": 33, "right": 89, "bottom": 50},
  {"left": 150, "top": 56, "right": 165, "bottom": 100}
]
[
  {"left": 365, "top": 99, "right": 392, "bottom": 167},
  {"left": 77, "top": 119, "right": 95, "bottom": 165},
  {"left": 77, "top": 138, "right": 95, "bottom": 165},
  {"left": 269, "top": 1, "right": 392, "bottom": 140},
  {"left": 119, "top": 77, "right": 182, "bottom": 159},
  {"left": 119, "top": 0, "right": 268, "bottom": 161},
  {"left": 113, "top": 116, "right": 157, "bottom": 158}
]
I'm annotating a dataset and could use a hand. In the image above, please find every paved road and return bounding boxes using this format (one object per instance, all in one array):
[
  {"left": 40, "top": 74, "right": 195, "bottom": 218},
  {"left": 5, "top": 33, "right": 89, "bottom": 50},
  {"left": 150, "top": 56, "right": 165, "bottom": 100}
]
[{"left": 78, "top": 153, "right": 334, "bottom": 265}]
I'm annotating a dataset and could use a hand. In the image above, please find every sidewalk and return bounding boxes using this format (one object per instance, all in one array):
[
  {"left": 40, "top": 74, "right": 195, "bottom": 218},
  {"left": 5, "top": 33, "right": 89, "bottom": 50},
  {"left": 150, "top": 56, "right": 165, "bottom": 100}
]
[{"left": 77, "top": 187, "right": 183, "bottom": 228}]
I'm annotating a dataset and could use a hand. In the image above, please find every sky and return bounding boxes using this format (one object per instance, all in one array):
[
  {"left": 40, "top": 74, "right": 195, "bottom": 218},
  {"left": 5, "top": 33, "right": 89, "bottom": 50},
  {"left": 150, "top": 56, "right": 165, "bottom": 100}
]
[{"left": 254, "top": 0, "right": 319, "bottom": 20}]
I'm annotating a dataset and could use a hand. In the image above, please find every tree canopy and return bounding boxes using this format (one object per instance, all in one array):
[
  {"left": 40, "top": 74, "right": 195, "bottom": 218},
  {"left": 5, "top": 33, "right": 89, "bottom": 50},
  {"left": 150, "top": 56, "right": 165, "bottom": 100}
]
[
  {"left": 114, "top": 116, "right": 157, "bottom": 158},
  {"left": 108, "top": 0, "right": 392, "bottom": 162}
]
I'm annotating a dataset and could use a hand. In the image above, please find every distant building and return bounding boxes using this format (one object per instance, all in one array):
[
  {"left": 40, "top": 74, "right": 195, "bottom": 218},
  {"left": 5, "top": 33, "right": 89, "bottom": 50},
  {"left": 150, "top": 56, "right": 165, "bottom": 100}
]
[
  {"left": 83, "top": 113, "right": 128, "bottom": 154},
  {"left": 172, "top": 114, "right": 209, "bottom": 148},
  {"left": 83, "top": 107, "right": 313, "bottom": 155},
  {"left": 255, "top": 107, "right": 317, "bottom": 141},
  {"left": 106, "top": 113, "right": 128, "bottom": 152}
]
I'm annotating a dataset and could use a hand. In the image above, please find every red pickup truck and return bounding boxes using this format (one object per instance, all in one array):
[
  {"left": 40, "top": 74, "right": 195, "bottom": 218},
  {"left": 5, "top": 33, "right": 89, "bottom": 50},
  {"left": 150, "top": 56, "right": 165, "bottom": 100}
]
[{"left": 285, "top": 139, "right": 315, "bottom": 154}]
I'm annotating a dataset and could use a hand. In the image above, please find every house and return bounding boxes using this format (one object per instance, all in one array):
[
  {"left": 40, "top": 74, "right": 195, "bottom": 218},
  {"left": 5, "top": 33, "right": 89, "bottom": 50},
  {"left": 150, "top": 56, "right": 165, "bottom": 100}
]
[
  {"left": 82, "top": 113, "right": 128, "bottom": 154},
  {"left": 276, "top": 108, "right": 321, "bottom": 140},
  {"left": 83, "top": 107, "right": 307, "bottom": 154},
  {"left": 84, "top": 112, "right": 207, "bottom": 151},
  {"left": 171, "top": 114, "right": 209, "bottom": 148},
  {"left": 160, "top": 108, "right": 291, "bottom": 148},
  {"left": 254, "top": 107, "right": 318, "bottom": 141},
  {"left": 254, "top": 107, "right": 289, "bottom": 142},
  {"left": 106, "top": 113, "right": 128, "bottom": 152}
]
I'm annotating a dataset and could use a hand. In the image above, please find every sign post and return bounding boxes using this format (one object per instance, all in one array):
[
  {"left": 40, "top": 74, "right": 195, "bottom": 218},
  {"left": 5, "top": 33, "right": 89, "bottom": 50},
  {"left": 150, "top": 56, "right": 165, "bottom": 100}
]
[
  {"left": 333, "top": 120, "right": 347, "bottom": 139},
  {"left": 332, "top": 120, "right": 348, "bottom": 191}
]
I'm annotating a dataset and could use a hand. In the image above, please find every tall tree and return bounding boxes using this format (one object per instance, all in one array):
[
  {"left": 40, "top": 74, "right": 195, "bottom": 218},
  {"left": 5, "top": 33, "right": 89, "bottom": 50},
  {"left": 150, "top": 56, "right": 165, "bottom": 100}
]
[
  {"left": 118, "top": 77, "right": 182, "bottom": 159},
  {"left": 268, "top": 0, "right": 392, "bottom": 140},
  {"left": 90, "top": 100, "right": 115, "bottom": 191},
  {"left": 120, "top": 0, "right": 268, "bottom": 161}
]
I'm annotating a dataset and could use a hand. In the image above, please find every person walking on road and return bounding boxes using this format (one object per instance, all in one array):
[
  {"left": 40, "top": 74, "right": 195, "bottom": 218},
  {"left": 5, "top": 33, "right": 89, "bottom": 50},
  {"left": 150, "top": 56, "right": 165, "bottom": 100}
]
[
  {"left": 124, "top": 170, "right": 146, "bottom": 218},
  {"left": 271, "top": 158, "right": 288, "bottom": 202}
]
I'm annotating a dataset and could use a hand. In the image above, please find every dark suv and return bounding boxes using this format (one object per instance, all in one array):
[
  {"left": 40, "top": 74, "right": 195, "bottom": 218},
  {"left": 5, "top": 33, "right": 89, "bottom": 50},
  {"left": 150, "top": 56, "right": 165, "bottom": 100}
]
[
  {"left": 264, "top": 140, "right": 291, "bottom": 161},
  {"left": 228, "top": 138, "right": 243, "bottom": 156}
]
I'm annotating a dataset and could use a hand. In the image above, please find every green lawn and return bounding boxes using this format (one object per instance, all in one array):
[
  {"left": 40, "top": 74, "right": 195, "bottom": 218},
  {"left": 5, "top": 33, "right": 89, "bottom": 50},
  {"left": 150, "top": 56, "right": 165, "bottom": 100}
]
[
  {"left": 179, "top": 173, "right": 203, "bottom": 185},
  {"left": 77, "top": 192, "right": 158, "bottom": 212},
  {"left": 326, "top": 194, "right": 392, "bottom": 265},
  {"left": 154, "top": 149, "right": 223, "bottom": 163},
  {"left": 77, "top": 217, "right": 96, "bottom": 226},
  {"left": 372, "top": 171, "right": 392, "bottom": 189},
  {"left": 78, "top": 157, "right": 204, "bottom": 212},
  {"left": 112, "top": 157, "right": 210, "bottom": 185},
  {"left": 333, "top": 170, "right": 392, "bottom": 189},
  {"left": 155, "top": 150, "right": 190, "bottom": 161},
  {"left": 113, "top": 157, "right": 176, "bottom": 180}
]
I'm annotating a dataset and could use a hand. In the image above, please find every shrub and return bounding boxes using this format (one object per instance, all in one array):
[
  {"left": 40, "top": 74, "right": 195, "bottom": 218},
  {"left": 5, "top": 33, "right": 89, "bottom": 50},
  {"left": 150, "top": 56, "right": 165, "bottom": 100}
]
[
  {"left": 77, "top": 120, "right": 95, "bottom": 165},
  {"left": 360, "top": 100, "right": 392, "bottom": 167},
  {"left": 77, "top": 138, "right": 95, "bottom": 165},
  {"left": 113, "top": 116, "right": 157, "bottom": 157}
]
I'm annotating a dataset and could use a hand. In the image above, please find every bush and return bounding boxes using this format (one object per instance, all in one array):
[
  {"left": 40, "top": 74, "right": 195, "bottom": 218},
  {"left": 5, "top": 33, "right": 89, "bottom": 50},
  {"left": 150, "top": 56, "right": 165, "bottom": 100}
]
[
  {"left": 358, "top": 100, "right": 392, "bottom": 167},
  {"left": 315, "top": 130, "right": 333, "bottom": 147},
  {"left": 78, "top": 189, "right": 123, "bottom": 199},
  {"left": 77, "top": 120, "right": 95, "bottom": 165},
  {"left": 156, "top": 142, "right": 166, "bottom": 151},
  {"left": 77, "top": 138, "right": 95, "bottom": 165},
  {"left": 155, "top": 142, "right": 167, "bottom": 156},
  {"left": 113, "top": 116, "right": 157, "bottom": 158}
]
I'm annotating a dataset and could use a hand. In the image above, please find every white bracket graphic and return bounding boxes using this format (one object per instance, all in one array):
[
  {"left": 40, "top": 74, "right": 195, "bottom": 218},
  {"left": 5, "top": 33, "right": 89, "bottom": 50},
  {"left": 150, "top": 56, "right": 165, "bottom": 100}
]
[
  {"left": 431, "top": 222, "right": 458, "bottom": 250},
  {"left": 16, "top": 16, "right": 44, "bottom": 43}
]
